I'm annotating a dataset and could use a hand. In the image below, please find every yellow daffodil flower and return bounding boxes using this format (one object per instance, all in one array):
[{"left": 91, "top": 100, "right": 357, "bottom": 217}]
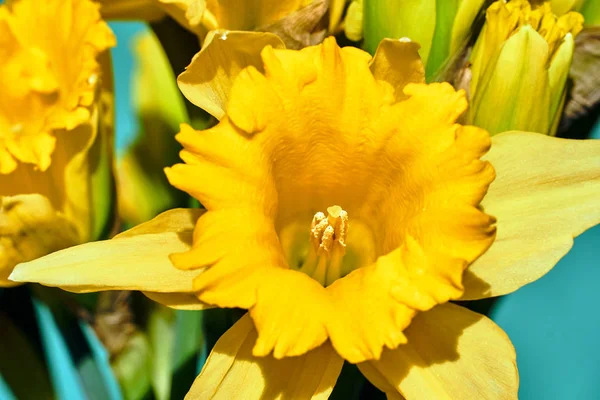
[
  {"left": 361, "top": 0, "right": 486, "bottom": 80},
  {"left": 467, "top": 0, "right": 583, "bottom": 136},
  {"left": 0, "top": 0, "right": 116, "bottom": 286},
  {"left": 10, "top": 33, "right": 600, "bottom": 398},
  {"left": 99, "top": 0, "right": 345, "bottom": 39}
]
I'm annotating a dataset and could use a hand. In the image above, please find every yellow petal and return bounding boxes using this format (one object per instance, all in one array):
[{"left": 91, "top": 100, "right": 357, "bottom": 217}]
[
  {"left": 3, "top": 130, "right": 56, "bottom": 172},
  {"left": 550, "top": 0, "right": 584, "bottom": 16},
  {"left": 0, "top": 102, "right": 107, "bottom": 243},
  {"left": 9, "top": 209, "right": 206, "bottom": 295},
  {"left": 369, "top": 38, "right": 426, "bottom": 101},
  {"left": 158, "top": 0, "right": 207, "bottom": 35},
  {"left": 0, "top": 194, "right": 79, "bottom": 287},
  {"left": 177, "top": 30, "right": 284, "bottom": 120},
  {"left": 358, "top": 303, "right": 518, "bottom": 399},
  {"left": 142, "top": 291, "right": 210, "bottom": 310},
  {"left": 547, "top": 30, "right": 574, "bottom": 136},
  {"left": 462, "top": 132, "right": 600, "bottom": 300},
  {"left": 329, "top": 0, "right": 348, "bottom": 32},
  {"left": 186, "top": 314, "right": 343, "bottom": 399}
]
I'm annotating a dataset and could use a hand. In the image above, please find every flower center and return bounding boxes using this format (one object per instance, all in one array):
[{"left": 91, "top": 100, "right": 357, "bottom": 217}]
[{"left": 297, "top": 205, "right": 349, "bottom": 286}]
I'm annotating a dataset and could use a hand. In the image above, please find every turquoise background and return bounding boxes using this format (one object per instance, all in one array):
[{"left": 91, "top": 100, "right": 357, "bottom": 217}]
[{"left": 107, "top": 22, "right": 600, "bottom": 399}]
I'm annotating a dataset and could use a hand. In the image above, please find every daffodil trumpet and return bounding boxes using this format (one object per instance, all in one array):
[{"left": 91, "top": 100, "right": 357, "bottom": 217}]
[{"left": 10, "top": 32, "right": 600, "bottom": 399}]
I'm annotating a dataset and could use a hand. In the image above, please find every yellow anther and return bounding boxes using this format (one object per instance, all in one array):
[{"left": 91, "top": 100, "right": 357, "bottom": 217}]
[
  {"left": 310, "top": 205, "right": 348, "bottom": 256},
  {"left": 303, "top": 205, "right": 349, "bottom": 286}
]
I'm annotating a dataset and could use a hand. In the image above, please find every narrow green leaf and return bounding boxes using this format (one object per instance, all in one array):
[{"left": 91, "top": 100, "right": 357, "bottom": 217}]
[
  {"left": 80, "top": 322, "right": 123, "bottom": 400},
  {"left": 172, "top": 310, "right": 205, "bottom": 399},
  {"left": 33, "top": 298, "right": 87, "bottom": 400},
  {"left": 0, "top": 313, "right": 53, "bottom": 399},
  {"left": 0, "top": 373, "right": 17, "bottom": 400},
  {"left": 112, "top": 333, "right": 152, "bottom": 400},
  {"left": 173, "top": 310, "right": 204, "bottom": 371},
  {"left": 148, "top": 307, "right": 175, "bottom": 400}
]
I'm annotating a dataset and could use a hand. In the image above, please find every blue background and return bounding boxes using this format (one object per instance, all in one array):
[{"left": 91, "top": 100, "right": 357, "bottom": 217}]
[{"left": 109, "top": 22, "right": 600, "bottom": 399}]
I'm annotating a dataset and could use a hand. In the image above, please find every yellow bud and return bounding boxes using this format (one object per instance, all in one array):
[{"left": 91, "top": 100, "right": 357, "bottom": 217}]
[
  {"left": 467, "top": 0, "right": 583, "bottom": 135},
  {"left": 344, "top": 0, "right": 364, "bottom": 42}
]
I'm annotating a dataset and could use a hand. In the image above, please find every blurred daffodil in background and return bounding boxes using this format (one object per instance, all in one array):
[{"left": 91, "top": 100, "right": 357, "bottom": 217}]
[
  {"left": 99, "top": 0, "right": 348, "bottom": 46},
  {"left": 0, "top": 0, "right": 116, "bottom": 286},
  {"left": 467, "top": 0, "right": 583, "bottom": 135},
  {"left": 11, "top": 31, "right": 600, "bottom": 399}
]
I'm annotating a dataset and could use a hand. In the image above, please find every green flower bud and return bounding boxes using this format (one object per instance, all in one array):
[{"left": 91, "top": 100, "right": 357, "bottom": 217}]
[
  {"left": 467, "top": 0, "right": 583, "bottom": 136},
  {"left": 362, "top": 0, "right": 485, "bottom": 81}
]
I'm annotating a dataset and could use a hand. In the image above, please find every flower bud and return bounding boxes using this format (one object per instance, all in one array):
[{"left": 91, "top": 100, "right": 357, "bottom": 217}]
[
  {"left": 467, "top": 0, "right": 583, "bottom": 135},
  {"left": 362, "top": 0, "right": 486, "bottom": 80}
]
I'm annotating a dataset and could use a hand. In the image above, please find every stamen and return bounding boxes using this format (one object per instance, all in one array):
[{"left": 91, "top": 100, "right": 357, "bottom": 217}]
[{"left": 301, "top": 205, "right": 349, "bottom": 286}]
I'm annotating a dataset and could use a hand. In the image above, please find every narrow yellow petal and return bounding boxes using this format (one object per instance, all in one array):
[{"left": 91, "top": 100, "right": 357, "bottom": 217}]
[
  {"left": 369, "top": 38, "right": 426, "bottom": 101},
  {"left": 462, "top": 132, "right": 600, "bottom": 299},
  {"left": 186, "top": 314, "right": 343, "bottom": 399},
  {"left": 157, "top": 0, "right": 207, "bottom": 35},
  {"left": 177, "top": 30, "right": 284, "bottom": 120},
  {"left": 142, "top": 291, "right": 211, "bottom": 310},
  {"left": 9, "top": 209, "right": 204, "bottom": 293},
  {"left": 118, "top": 207, "right": 203, "bottom": 237},
  {"left": 358, "top": 303, "right": 518, "bottom": 399},
  {"left": 329, "top": 0, "right": 347, "bottom": 32}
]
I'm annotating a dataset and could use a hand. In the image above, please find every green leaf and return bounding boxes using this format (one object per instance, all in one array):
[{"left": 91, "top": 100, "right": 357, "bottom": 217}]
[
  {"left": 33, "top": 298, "right": 87, "bottom": 400},
  {"left": 112, "top": 333, "right": 152, "bottom": 400},
  {"left": 173, "top": 310, "right": 204, "bottom": 371},
  {"left": 117, "top": 28, "right": 191, "bottom": 226},
  {"left": 80, "top": 322, "right": 124, "bottom": 400},
  {"left": 148, "top": 306, "right": 175, "bottom": 400},
  {"left": 0, "top": 313, "right": 53, "bottom": 399},
  {"left": 0, "top": 374, "right": 17, "bottom": 400}
]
